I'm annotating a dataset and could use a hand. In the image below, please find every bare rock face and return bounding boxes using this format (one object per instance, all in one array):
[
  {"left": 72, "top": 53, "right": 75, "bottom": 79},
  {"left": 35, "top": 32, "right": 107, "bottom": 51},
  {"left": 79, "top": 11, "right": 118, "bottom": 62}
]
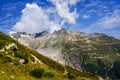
[
  {"left": 5, "top": 43, "right": 18, "bottom": 51},
  {"left": 9, "top": 29, "right": 120, "bottom": 79}
]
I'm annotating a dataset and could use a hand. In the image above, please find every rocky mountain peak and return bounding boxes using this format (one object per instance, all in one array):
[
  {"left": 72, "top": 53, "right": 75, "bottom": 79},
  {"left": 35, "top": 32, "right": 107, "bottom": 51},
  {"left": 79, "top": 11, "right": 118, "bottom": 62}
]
[
  {"left": 34, "top": 31, "right": 49, "bottom": 38},
  {"left": 53, "top": 28, "right": 68, "bottom": 34}
]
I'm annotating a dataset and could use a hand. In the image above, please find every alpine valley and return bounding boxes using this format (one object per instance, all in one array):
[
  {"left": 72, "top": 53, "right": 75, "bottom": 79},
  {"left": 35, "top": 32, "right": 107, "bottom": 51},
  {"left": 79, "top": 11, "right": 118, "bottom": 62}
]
[{"left": 9, "top": 28, "right": 120, "bottom": 80}]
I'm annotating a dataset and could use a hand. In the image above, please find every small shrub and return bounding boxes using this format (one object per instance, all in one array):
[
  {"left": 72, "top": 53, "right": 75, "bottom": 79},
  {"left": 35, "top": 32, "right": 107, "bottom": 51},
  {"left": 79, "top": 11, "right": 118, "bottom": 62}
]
[
  {"left": 65, "top": 72, "right": 76, "bottom": 80},
  {"left": 30, "top": 68, "right": 45, "bottom": 78},
  {"left": 14, "top": 51, "right": 28, "bottom": 64}
]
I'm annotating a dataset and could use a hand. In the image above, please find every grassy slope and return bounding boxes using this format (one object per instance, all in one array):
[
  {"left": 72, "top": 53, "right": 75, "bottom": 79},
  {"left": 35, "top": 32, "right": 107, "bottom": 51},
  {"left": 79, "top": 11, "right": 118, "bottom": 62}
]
[{"left": 0, "top": 32, "right": 99, "bottom": 80}]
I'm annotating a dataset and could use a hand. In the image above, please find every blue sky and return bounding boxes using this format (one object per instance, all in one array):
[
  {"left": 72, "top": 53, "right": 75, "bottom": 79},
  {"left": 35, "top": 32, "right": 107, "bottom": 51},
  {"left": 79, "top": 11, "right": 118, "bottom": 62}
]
[{"left": 0, "top": 0, "right": 120, "bottom": 39}]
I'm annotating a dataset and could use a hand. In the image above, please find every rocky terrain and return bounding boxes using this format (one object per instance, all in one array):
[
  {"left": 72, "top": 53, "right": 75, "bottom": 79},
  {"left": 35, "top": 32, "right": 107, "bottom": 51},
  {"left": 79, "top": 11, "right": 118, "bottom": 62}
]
[{"left": 9, "top": 29, "right": 120, "bottom": 79}]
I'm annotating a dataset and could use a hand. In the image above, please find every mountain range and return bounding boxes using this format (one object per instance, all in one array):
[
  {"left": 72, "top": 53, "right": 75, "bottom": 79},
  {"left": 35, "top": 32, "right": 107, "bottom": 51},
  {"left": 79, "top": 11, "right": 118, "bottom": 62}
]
[
  {"left": 0, "top": 31, "right": 101, "bottom": 80},
  {"left": 9, "top": 29, "right": 120, "bottom": 80}
]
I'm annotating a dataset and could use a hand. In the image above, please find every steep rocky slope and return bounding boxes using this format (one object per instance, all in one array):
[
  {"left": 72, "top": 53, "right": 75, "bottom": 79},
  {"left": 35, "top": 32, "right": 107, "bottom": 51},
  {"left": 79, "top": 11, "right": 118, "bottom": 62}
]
[
  {"left": 0, "top": 32, "right": 99, "bottom": 80},
  {"left": 9, "top": 29, "right": 120, "bottom": 79}
]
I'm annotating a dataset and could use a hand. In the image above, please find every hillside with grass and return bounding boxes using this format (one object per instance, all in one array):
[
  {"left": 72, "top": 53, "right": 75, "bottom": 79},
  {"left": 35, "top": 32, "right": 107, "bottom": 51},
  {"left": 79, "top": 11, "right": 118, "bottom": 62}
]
[{"left": 0, "top": 32, "right": 99, "bottom": 80}]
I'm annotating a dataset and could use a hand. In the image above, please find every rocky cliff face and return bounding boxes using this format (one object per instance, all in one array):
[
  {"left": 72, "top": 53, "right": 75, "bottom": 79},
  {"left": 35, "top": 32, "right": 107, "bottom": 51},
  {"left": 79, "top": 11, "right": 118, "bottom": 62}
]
[{"left": 9, "top": 29, "right": 120, "bottom": 79}]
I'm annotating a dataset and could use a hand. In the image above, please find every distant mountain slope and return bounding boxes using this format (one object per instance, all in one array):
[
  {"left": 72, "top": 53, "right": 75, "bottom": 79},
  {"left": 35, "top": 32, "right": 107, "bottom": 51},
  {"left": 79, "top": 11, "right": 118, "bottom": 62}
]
[
  {"left": 10, "top": 29, "right": 120, "bottom": 80},
  {"left": 0, "top": 32, "right": 99, "bottom": 80}
]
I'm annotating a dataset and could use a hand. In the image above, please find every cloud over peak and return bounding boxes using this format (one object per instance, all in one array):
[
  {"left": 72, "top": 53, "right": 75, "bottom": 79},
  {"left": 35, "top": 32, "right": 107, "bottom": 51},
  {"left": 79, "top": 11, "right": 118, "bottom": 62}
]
[{"left": 13, "top": 0, "right": 79, "bottom": 33}]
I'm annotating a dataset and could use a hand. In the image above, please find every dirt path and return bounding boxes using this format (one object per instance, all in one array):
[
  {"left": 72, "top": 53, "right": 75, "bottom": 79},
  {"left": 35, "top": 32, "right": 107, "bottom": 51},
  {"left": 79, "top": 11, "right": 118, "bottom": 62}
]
[{"left": 31, "top": 54, "right": 43, "bottom": 64}]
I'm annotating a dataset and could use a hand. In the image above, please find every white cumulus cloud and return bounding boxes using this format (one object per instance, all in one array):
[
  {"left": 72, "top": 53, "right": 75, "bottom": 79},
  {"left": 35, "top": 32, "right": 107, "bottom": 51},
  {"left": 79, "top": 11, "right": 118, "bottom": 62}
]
[{"left": 13, "top": 3, "right": 61, "bottom": 33}]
